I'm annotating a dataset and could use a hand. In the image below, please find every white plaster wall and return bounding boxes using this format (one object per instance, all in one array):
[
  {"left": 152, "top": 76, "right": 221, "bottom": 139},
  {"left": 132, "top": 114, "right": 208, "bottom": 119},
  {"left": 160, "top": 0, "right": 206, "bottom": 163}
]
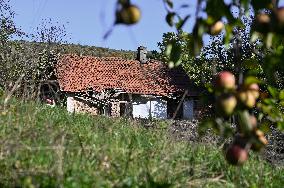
[
  {"left": 66, "top": 97, "right": 75, "bottom": 113},
  {"left": 132, "top": 99, "right": 167, "bottom": 119},
  {"left": 132, "top": 101, "right": 150, "bottom": 118},
  {"left": 183, "top": 99, "right": 194, "bottom": 119}
]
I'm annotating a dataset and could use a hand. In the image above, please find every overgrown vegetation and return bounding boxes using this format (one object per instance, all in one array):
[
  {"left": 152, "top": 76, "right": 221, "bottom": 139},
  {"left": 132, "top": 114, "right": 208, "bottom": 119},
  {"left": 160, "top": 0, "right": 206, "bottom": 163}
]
[
  {"left": 0, "top": 98, "right": 283, "bottom": 187},
  {"left": 0, "top": 0, "right": 136, "bottom": 87}
]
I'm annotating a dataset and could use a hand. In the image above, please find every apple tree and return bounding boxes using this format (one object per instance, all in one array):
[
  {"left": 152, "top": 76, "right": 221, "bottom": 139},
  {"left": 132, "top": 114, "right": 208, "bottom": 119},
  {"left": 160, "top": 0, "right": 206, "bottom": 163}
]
[
  {"left": 0, "top": 0, "right": 26, "bottom": 84},
  {"left": 109, "top": 0, "right": 284, "bottom": 166}
]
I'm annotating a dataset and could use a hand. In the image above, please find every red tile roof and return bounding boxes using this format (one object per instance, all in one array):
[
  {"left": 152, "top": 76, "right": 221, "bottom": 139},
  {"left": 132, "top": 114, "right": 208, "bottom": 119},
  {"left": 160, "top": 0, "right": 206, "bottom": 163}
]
[{"left": 56, "top": 54, "right": 198, "bottom": 96}]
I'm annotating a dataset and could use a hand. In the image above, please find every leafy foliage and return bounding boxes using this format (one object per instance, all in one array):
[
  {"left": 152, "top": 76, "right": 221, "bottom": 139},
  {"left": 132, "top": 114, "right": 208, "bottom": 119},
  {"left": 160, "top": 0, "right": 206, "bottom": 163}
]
[
  {"left": 0, "top": 0, "right": 26, "bottom": 84},
  {"left": 153, "top": 0, "right": 284, "bottom": 166},
  {"left": 156, "top": 27, "right": 262, "bottom": 87}
]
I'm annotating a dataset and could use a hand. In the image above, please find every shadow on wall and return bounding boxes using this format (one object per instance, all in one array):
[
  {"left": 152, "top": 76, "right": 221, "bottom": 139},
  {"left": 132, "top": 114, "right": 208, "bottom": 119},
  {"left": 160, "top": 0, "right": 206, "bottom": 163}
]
[{"left": 150, "top": 99, "right": 167, "bottom": 119}]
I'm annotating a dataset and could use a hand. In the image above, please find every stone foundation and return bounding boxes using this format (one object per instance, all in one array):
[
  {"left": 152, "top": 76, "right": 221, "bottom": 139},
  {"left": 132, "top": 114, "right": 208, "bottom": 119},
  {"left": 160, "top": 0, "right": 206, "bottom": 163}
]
[
  {"left": 110, "top": 101, "right": 120, "bottom": 117},
  {"left": 67, "top": 97, "right": 99, "bottom": 116}
]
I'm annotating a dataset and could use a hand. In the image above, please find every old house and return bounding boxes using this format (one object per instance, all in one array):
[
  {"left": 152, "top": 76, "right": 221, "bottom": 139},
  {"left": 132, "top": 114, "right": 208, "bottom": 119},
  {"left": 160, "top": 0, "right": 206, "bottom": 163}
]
[{"left": 56, "top": 46, "right": 201, "bottom": 119}]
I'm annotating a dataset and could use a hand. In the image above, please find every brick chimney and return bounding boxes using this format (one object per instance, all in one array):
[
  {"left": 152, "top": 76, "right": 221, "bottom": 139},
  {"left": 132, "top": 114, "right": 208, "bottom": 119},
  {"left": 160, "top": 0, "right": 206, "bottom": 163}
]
[{"left": 137, "top": 46, "right": 147, "bottom": 64}]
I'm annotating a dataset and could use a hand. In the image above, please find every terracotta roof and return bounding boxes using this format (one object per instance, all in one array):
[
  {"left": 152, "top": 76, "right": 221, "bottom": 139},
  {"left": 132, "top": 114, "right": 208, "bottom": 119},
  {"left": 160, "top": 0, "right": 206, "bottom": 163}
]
[{"left": 56, "top": 54, "right": 198, "bottom": 96}]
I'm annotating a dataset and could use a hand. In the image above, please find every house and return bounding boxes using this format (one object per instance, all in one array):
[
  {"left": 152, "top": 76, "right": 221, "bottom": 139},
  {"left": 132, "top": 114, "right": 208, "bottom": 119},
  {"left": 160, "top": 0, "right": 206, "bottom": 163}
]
[{"left": 55, "top": 46, "right": 201, "bottom": 119}]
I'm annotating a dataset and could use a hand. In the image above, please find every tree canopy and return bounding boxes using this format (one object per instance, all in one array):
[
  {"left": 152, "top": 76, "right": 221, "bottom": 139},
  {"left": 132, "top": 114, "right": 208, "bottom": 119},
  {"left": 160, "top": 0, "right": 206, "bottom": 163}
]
[{"left": 112, "top": 0, "right": 284, "bottom": 165}]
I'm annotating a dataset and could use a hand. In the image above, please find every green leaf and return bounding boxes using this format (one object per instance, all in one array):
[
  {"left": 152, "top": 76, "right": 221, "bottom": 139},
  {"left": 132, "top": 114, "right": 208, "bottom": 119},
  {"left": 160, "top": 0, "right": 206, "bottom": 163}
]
[
  {"left": 268, "top": 86, "right": 279, "bottom": 99},
  {"left": 279, "top": 90, "right": 284, "bottom": 100},
  {"left": 224, "top": 24, "right": 233, "bottom": 47},
  {"left": 165, "top": 0, "right": 173, "bottom": 8},
  {"left": 238, "top": 110, "right": 253, "bottom": 134},
  {"left": 165, "top": 44, "right": 172, "bottom": 56},
  {"left": 259, "top": 121, "right": 271, "bottom": 133},
  {"left": 192, "top": 23, "right": 203, "bottom": 55},
  {"left": 170, "top": 43, "right": 182, "bottom": 62},
  {"left": 243, "top": 59, "right": 260, "bottom": 70},
  {"left": 222, "top": 125, "right": 234, "bottom": 138},
  {"left": 166, "top": 12, "right": 176, "bottom": 27},
  {"left": 279, "top": 100, "right": 284, "bottom": 107},
  {"left": 244, "top": 76, "right": 262, "bottom": 85},
  {"left": 176, "top": 15, "right": 190, "bottom": 30},
  {"left": 277, "top": 121, "right": 284, "bottom": 131},
  {"left": 263, "top": 98, "right": 276, "bottom": 105},
  {"left": 240, "top": 0, "right": 250, "bottom": 13}
]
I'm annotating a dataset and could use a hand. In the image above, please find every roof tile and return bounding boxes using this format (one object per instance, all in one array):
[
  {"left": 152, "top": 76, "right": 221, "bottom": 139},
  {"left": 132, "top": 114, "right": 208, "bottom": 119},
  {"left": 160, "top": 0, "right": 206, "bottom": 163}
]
[{"left": 56, "top": 54, "right": 198, "bottom": 96}]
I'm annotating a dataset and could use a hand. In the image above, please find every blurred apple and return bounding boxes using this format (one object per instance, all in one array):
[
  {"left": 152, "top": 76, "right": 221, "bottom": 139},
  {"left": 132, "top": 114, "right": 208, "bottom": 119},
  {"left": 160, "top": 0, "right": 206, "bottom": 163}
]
[
  {"left": 116, "top": 5, "right": 141, "bottom": 25},
  {"left": 215, "top": 71, "right": 236, "bottom": 90},
  {"left": 210, "top": 21, "right": 224, "bottom": 35},
  {"left": 237, "top": 90, "right": 256, "bottom": 108},
  {"left": 225, "top": 144, "right": 248, "bottom": 165},
  {"left": 216, "top": 94, "right": 237, "bottom": 116}
]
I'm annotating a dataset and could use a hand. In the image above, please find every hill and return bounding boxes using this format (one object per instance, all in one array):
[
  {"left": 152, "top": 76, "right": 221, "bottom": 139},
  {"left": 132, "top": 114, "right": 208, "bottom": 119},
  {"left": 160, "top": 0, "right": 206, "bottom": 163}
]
[{"left": 17, "top": 40, "right": 137, "bottom": 59}]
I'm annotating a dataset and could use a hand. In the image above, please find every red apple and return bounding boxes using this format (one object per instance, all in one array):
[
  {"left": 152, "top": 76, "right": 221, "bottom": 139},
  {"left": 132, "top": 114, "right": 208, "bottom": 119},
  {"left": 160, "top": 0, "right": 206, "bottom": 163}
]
[
  {"left": 225, "top": 144, "right": 248, "bottom": 165},
  {"left": 247, "top": 83, "right": 260, "bottom": 99},
  {"left": 215, "top": 71, "right": 236, "bottom": 90}
]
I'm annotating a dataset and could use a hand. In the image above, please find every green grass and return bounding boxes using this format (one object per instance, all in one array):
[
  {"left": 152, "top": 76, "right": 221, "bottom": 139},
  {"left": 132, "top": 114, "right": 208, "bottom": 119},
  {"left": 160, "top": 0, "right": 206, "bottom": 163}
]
[{"left": 0, "top": 99, "right": 283, "bottom": 187}]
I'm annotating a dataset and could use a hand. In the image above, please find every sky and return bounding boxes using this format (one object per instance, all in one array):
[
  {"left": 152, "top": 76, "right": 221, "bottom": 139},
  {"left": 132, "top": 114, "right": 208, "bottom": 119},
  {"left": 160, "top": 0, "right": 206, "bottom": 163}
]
[
  {"left": 9, "top": 0, "right": 284, "bottom": 52},
  {"left": 9, "top": 0, "right": 197, "bottom": 51}
]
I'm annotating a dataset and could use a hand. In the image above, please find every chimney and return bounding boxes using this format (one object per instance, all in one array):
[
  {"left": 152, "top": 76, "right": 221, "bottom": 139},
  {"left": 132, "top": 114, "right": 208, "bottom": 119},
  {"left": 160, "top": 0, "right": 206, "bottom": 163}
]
[{"left": 137, "top": 46, "right": 147, "bottom": 64}]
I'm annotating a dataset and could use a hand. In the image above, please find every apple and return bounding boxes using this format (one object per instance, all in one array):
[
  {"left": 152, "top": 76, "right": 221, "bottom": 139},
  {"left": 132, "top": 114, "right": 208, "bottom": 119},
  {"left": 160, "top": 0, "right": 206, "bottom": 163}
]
[
  {"left": 237, "top": 90, "right": 256, "bottom": 108},
  {"left": 254, "top": 13, "right": 271, "bottom": 33},
  {"left": 275, "top": 7, "right": 284, "bottom": 25},
  {"left": 225, "top": 144, "right": 248, "bottom": 165},
  {"left": 246, "top": 83, "right": 260, "bottom": 99},
  {"left": 210, "top": 21, "right": 224, "bottom": 35},
  {"left": 257, "top": 13, "right": 271, "bottom": 24},
  {"left": 116, "top": 5, "right": 141, "bottom": 25},
  {"left": 216, "top": 94, "right": 237, "bottom": 116},
  {"left": 215, "top": 71, "right": 236, "bottom": 90},
  {"left": 255, "top": 129, "right": 265, "bottom": 137},
  {"left": 249, "top": 115, "right": 258, "bottom": 130},
  {"left": 251, "top": 130, "right": 268, "bottom": 152}
]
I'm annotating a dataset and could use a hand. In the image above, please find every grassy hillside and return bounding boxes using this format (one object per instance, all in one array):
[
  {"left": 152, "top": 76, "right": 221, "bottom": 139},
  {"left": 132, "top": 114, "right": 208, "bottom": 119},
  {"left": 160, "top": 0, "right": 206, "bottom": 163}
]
[
  {"left": 0, "top": 98, "right": 283, "bottom": 187},
  {"left": 17, "top": 40, "right": 137, "bottom": 59}
]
